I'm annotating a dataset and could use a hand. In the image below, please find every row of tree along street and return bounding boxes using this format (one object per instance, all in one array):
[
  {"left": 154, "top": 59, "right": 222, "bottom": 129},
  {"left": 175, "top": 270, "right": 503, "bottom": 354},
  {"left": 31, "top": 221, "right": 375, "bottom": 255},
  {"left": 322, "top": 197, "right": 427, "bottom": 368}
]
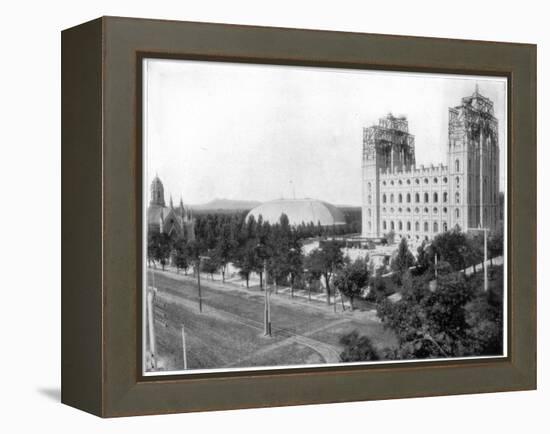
[{"left": 148, "top": 211, "right": 505, "bottom": 361}]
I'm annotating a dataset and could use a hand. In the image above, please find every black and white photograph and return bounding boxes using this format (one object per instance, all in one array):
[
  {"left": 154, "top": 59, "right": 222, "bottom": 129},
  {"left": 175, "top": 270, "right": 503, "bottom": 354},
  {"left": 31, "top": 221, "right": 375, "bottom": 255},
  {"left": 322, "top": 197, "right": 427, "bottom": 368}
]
[{"left": 142, "top": 58, "right": 507, "bottom": 375}]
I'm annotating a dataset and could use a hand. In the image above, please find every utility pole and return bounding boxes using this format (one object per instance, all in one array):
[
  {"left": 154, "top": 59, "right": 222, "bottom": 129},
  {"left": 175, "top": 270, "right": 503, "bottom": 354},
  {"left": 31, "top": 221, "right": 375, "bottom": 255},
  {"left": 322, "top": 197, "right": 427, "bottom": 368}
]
[
  {"left": 480, "top": 125, "right": 484, "bottom": 229},
  {"left": 467, "top": 227, "right": 488, "bottom": 292},
  {"left": 196, "top": 259, "right": 202, "bottom": 313},
  {"left": 480, "top": 124, "right": 488, "bottom": 292},
  {"left": 181, "top": 324, "right": 188, "bottom": 370},
  {"left": 264, "top": 260, "right": 272, "bottom": 337},
  {"left": 147, "top": 287, "right": 157, "bottom": 369},
  {"left": 483, "top": 228, "right": 488, "bottom": 292},
  {"left": 196, "top": 255, "right": 211, "bottom": 313}
]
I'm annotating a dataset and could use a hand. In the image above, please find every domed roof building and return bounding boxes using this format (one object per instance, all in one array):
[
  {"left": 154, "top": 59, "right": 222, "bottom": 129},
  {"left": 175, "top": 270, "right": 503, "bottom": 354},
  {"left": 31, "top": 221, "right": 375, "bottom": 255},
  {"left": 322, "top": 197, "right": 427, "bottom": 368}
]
[{"left": 246, "top": 198, "right": 346, "bottom": 227}]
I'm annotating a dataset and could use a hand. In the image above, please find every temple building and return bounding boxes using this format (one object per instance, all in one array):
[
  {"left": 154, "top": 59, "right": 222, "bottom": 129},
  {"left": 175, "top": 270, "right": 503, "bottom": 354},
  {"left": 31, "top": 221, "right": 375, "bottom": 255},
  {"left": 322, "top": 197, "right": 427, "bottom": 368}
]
[
  {"left": 361, "top": 87, "right": 500, "bottom": 241},
  {"left": 147, "top": 175, "right": 195, "bottom": 241}
]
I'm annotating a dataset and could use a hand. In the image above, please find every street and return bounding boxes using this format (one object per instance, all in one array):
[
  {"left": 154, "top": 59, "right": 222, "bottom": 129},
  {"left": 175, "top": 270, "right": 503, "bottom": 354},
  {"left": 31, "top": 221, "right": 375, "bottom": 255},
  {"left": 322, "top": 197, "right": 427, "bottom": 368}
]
[{"left": 147, "top": 268, "right": 396, "bottom": 372}]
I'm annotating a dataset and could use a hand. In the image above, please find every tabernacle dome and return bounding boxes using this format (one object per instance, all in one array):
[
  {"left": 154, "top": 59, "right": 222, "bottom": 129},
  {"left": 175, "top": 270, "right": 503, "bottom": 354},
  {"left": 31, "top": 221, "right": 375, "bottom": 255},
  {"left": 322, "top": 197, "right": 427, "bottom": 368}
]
[{"left": 246, "top": 198, "right": 346, "bottom": 227}]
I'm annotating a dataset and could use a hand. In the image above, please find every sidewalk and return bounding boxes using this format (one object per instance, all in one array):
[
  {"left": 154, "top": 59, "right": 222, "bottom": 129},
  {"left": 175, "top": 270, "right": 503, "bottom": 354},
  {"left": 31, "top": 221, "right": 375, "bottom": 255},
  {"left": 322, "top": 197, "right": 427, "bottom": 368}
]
[{"left": 148, "top": 264, "right": 356, "bottom": 315}]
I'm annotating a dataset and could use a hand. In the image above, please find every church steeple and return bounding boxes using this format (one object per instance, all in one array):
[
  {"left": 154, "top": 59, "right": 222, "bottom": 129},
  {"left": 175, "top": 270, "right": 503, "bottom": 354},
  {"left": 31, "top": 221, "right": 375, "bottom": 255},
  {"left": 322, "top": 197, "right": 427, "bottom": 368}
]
[
  {"left": 179, "top": 197, "right": 185, "bottom": 220},
  {"left": 150, "top": 175, "right": 166, "bottom": 207}
]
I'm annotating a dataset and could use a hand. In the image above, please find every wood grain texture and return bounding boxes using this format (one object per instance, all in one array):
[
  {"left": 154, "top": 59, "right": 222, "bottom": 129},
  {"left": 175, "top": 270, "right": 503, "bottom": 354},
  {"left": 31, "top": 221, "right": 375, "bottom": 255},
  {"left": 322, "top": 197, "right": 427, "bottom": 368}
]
[
  {"left": 61, "top": 18, "right": 104, "bottom": 416},
  {"left": 61, "top": 16, "right": 536, "bottom": 417}
]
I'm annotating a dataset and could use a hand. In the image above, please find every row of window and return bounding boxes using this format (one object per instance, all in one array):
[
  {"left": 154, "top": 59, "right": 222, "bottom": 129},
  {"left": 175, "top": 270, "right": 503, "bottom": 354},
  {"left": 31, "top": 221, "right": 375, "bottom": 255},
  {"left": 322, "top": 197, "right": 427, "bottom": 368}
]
[
  {"left": 375, "top": 191, "right": 460, "bottom": 205},
  {"left": 368, "top": 176, "right": 461, "bottom": 192},
  {"left": 381, "top": 220, "right": 449, "bottom": 233},
  {"left": 381, "top": 176, "right": 449, "bottom": 187},
  {"left": 379, "top": 206, "right": 448, "bottom": 214}
]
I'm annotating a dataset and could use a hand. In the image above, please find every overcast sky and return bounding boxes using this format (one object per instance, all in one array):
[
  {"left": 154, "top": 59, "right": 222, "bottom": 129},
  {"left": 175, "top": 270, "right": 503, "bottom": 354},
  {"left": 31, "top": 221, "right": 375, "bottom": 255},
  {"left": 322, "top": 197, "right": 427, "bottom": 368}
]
[{"left": 143, "top": 59, "right": 507, "bottom": 207}]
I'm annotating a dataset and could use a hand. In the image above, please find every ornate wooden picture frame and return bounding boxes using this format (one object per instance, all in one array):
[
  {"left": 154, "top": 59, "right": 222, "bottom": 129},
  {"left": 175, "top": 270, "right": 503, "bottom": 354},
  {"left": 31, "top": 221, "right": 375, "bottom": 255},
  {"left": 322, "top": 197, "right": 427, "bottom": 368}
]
[{"left": 61, "top": 16, "right": 536, "bottom": 417}]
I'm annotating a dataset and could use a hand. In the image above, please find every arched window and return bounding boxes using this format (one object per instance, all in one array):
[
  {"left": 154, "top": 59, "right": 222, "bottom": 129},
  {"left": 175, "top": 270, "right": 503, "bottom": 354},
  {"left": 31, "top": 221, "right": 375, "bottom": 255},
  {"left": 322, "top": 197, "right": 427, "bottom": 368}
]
[
  {"left": 433, "top": 192, "right": 438, "bottom": 203},
  {"left": 382, "top": 194, "right": 387, "bottom": 203},
  {"left": 433, "top": 177, "right": 438, "bottom": 184},
  {"left": 443, "top": 192, "right": 448, "bottom": 203},
  {"left": 455, "top": 192, "right": 460, "bottom": 204},
  {"left": 424, "top": 192, "right": 429, "bottom": 203},
  {"left": 443, "top": 222, "right": 448, "bottom": 231},
  {"left": 443, "top": 177, "right": 448, "bottom": 183},
  {"left": 455, "top": 159, "right": 460, "bottom": 172},
  {"left": 455, "top": 208, "right": 460, "bottom": 219},
  {"left": 406, "top": 193, "right": 411, "bottom": 203},
  {"left": 455, "top": 176, "right": 460, "bottom": 188},
  {"left": 390, "top": 194, "right": 394, "bottom": 203},
  {"left": 398, "top": 193, "right": 403, "bottom": 203},
  {"left": 424, "top": 221, "right": 429, "bottom": 232},
  {"left": 406, "top": 221, "right": 411, "bottom": 231},
  {"left": 415, "top": 221, "right": 420, "bottom": 231},
  {"left": 398, "top": 221, "right": 403, "bottom": 230},
  {"left": 415, "top": 193, "right": 420, "bottom": 203},
  {"left": 368, "top": 195, "right": 372, "bottom": 205},
  {"left": 443, "top": 207, "right": 448, "bottom": 214},
  {"left": 391, "top": 221, "right": 395, "bottom": 230},
  {"left": 433, "top": 222, "right": 438, "bottom": 233},
  {"left": 433, "top": 207, "right": 438, "bottom": 214},
  {"left": 383, "top": 221, "right": 387, "bottom": 230},
  {"left": 367, "top": 182, "right": 372, "bottom": 192},
  {"left": 424, "top": 207, "right": 429, "bottom": 213}
]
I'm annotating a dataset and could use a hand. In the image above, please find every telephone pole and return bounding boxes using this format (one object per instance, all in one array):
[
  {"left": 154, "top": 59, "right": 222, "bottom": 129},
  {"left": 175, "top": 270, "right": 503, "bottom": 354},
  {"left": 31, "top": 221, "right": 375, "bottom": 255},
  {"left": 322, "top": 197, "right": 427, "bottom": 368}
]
[
  {"left": 181, "top": 324, "right": 188, "bottom": 370},
  {"left": 147, "top": 287, "right": 157, "bottom": 369},
  {"left": 197, "top": 255, "right": 211, "bottom": 313},
  {"left": 264, "top": 260, "right": 272, "bottom": 337}
]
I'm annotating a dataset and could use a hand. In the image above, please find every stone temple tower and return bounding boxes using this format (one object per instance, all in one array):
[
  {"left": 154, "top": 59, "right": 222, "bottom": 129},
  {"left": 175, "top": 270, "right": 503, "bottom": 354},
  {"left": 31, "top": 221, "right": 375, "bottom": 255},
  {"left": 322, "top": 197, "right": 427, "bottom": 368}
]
[
  {"left": 150, "top": 175, "right": 165, "bottom": 207},
  {"left": 448, "top": 86, "right": 499, "bottom": 231},
  {"left": 362, "top": 114, "right": 415, "bottom": 238}
]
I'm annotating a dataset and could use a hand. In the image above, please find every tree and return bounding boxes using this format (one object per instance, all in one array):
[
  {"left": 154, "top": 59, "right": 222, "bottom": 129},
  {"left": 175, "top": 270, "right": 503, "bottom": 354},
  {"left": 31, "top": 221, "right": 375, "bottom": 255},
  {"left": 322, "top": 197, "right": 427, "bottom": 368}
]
[
  {"left": 148, "top": 232, "right": 172, "bottom": 271},
  {"left": 234, "top": 240, "right": 259, "bottom": 288},
  {"left": 185, "top": 238, "right": 206, "bottom": 276},
  {"left": 429, "top": 228, "right": 471, "bottom": 272},
  {"left": 415, "top": 240, "right": 432, "bottom": 276},
  {"left": 339, "top": 331, "right": 379, "bottom": 362},
  {"left": 172, "top": 237, "right": 189, "bottom": 274},
  {"left": 286, "top": 243, "right": 304, "bottom": 297},
  {"left": 215, "top": 222, "right": 237, "bottom": 282},
  {"left": 488, "top": 225, "right": 504, "bottom": 265},
  {"left": 464, "top": 266, "right": 504, "bottom": 355},
  {"left": 377, "top": 272, "right": 478, "bottom": 359},
  {"left": 201, "top": 252, "right": 221, "bottom": 280},
  {"left": 333, "top": 258, "right": 370, "bottom": 310},
  {"left": 382, "top": 230, "right": 395, "bottom": 245},
  {"left": 304, "top": 240, "right": 345, "bottom": 305},
  {"left": 391, "top": 238, "right": 416, "bottom": 285}
]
